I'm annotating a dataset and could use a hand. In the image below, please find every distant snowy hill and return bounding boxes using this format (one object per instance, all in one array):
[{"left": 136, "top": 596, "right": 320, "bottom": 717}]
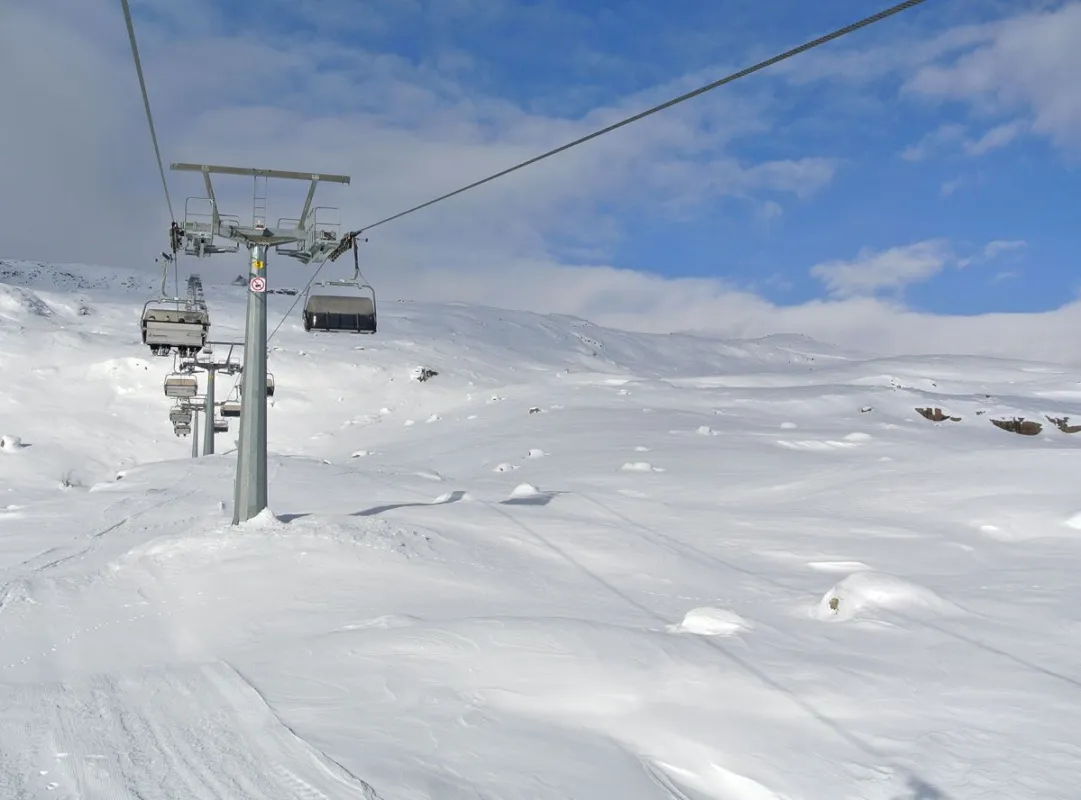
[{"left": 1, "top": 258, "right": 1079, "bottom": 800}]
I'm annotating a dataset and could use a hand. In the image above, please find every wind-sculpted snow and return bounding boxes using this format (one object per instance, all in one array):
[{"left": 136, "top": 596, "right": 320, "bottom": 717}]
[{"left": 0, "top": 259, "right": 1080, "bottom": 798}]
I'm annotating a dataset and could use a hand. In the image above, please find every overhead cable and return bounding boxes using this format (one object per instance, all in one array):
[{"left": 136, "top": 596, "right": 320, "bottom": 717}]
[
  {"left": 119, "top": 0, "right": 176, "bottom": 222},
  {"left": 345, "top": 0, "right": 930, "bottom": 237},
  {"left": 268, "top": 0, "right": 929, "bottom": 342}
]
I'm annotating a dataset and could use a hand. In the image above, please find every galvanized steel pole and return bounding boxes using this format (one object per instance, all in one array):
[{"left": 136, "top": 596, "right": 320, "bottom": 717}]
[
  {"left": 233, "top": 244, "right": 269, "bottom": 523},
  {"left": 203, "top": 369, "right": 216, "bottom": 456}
]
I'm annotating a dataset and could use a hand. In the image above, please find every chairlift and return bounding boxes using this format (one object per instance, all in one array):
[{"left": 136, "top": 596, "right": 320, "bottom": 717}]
[
  {"left": 302, "top": 236, "right": 376, "bottom": 334},
  {"left": 221, "top": 400, "right": 241, "bottom": 418},
  {"left": 164, "top": 372, "right": 197, "bottom": 399},
  {"left": 213, "top": 417, "right": 228, "bottom": 433},
  {"left": 169, "top": 407, "right": 193, "bottom": 425},
  {"left": 174, "top": 422, "right": 192, "bottom": 437},
  {"left": 141, "top": 256, "right": 210, "bottom": 357}
]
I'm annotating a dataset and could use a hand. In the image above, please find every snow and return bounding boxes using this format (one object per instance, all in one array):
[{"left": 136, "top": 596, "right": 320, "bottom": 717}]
[{"left": 1, "top": 258, "right": 1080, "bottom": 798}]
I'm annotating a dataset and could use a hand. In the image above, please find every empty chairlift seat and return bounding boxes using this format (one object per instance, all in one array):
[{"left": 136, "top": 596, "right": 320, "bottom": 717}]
[
  {"left": 221, "top": 400, "right": 241, "bottom": 418},
  {"left": 164, "top": 373, "right": 197, "bottom": 399},
  {"left": 141, "top": 302, "right": 210, "bottom": 357},
  {"left": 173, "top": 423, "right": 192, "bottom": 437},
  {"left": 213, "top": 417, "right": 228, "bottom": 433},
  {"left": 169, "top": 407, "right": 193, "bottom": 425},
  {"left": 303, "top": 292, "right": 376, "bottom": 334}
]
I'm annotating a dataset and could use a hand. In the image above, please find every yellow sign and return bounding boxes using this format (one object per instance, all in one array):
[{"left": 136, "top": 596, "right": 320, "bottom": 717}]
[{"left": 252, "top": 260, "right": 265, "bottom": 271}]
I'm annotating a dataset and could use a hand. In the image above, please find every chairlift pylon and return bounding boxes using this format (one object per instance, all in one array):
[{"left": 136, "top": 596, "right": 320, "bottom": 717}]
[
  {"left": 302, "top": 235, "right": 376, "bottom": 334},
  {"left": 239, "top": 373, "right": 275, "bottom": 399}
]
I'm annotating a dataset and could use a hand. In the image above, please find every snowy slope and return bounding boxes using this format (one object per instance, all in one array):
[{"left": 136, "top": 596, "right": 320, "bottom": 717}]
[{"left": 1, "top": 259, "right": 1080, "bottom": 799}]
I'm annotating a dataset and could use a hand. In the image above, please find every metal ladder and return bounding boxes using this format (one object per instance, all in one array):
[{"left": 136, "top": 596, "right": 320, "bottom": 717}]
[{"left": 253, "top": 174, "right": 268, "bottom": 230}]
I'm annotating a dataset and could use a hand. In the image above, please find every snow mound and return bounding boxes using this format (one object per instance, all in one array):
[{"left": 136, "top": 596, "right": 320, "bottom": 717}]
[
  {"left": 621, "top": 461, "right": 662, "bottom": 472},
  {"left": 0, "top": 435, "right": 27, "bottom": 452},
  {"left": 238, "top": 508, "right": 284, "bottom": 530},
  {"left": 668, "top": 607, "right": 752, "bottom": 636},
  {"left": 814, "top": 571, "right": 959, "bottom": 622},
  {"left": 509, "top": 483, "right": 543, "bottom": 499}
]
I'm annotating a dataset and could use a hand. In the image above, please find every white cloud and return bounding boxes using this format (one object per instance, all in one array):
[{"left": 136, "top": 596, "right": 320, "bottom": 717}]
[
  {"left": 809, "top": 240, "right": 955, "bottom": 298},
  {"left": 777, "top": 2, "right": 1081, "bottom": 157},
  {"left": 975, "top": 239, "right": 1027, "bottom": 262},
  {"left": 901, "top": 123, "right": 967, "bottom": 162},
  {"left": 809, "top": 238, "right": 1028, "bottom": 299},
  {"left": 963, "top": 119, "right": 1029, "bottom": 155},
  {"left": 901, "top": 119, "right": 1029, "bottom": 161},
  {"left": 0, "top": 0, "right": 836, "bottom": 274},
  {"left": 940, "top": 176, "right": 965, "bottom": 196},
  {"left": 394, "top": 258, "right": 1081, "bottom": 366},
  {"left": 903, "top": 2, "right": 1081, "bottom": 153}
]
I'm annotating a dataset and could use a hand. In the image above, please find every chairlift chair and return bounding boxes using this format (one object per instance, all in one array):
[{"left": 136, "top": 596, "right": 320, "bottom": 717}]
[
  {"left": 302, "top": 239, "right": 376, "bottom": 334},
  {"left": 164, "top": 372, "right": 197, "bottom": 399},
  {"left": 141, "top": 254, "right": 211, "bottom": 357},
  {"left": 169, "top": 407, "right": 193, "bottom": 425},
  {"left": 213, "top": 417, "right": 228, "bottom": 433},
  {"left": 142, "top": 301, "right": 210, "bottom": 357},
  {"left": 174, "top": 422, "right": 192, "bottom": 437},
  {"left": 303, "top": 285, "right": 376, "bottom": 334},
  {"left": 221, "top": 400, "right": 241, "bottom": 418}
]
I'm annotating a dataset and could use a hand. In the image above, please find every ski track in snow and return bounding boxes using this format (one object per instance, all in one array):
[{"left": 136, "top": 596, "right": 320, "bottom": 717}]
[
  {"left": 1, "top": 261, "right": 1080, "bottom": 799},
  {"left": 0, "top": 660, "right": 381, "bottom": 800}
]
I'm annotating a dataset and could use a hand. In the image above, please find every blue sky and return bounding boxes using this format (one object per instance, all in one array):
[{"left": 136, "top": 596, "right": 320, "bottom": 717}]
[
  {"left": 188, "top": 0, "right": 1079, "bottom": 315},
  {"left": 2, "top": 0, "right": 1080, "bottom": 356}
]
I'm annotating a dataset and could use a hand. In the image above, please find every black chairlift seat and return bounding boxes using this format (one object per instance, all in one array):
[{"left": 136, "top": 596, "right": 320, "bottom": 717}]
[
  {"left": 302, "top": 294, "right": 376, "bottom": 334},
  {"left": 213, "top": 418, "right": 228, "bottom": 433},
  {"left": 221, "top": 400, "right": 241, "bottom": 418}
]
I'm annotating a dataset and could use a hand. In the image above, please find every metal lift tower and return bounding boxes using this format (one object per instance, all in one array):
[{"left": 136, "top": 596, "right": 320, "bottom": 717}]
[
  {"left": 180, "top": 341, "right": 244, "bottom": 457},
  {"left": 169, "top": 163, "right": 351, "bottom": 524}
]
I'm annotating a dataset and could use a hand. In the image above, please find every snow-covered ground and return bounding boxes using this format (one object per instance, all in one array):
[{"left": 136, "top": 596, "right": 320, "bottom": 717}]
[{"left": 1, "top": 258, "right": 1079, "bottom": 799}]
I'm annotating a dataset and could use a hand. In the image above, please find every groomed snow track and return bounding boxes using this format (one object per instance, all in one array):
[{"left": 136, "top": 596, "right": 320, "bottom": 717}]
[{"left": 0, "top": 660, "right": 383, "bottom": 800}]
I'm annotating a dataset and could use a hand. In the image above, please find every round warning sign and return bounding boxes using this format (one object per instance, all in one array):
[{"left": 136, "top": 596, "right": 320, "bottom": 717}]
[{"left": 249, "top": 276, "right": 266, "bottom": 293}]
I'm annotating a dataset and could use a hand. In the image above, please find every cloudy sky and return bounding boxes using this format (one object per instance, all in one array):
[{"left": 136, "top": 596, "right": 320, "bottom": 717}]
[{"left": 2, "top": 0, "right": 1079, "bottom": 360}]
